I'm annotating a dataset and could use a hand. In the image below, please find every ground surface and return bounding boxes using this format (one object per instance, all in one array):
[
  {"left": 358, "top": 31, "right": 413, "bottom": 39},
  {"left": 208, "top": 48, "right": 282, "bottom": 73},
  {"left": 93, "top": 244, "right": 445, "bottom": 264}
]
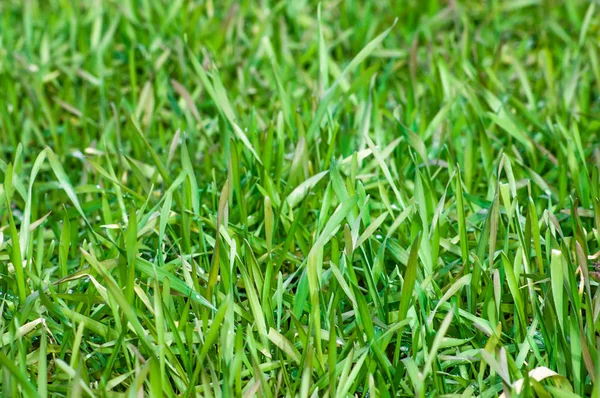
[{"left": 0, "top": 0, "right": 599, "bottom": 396}]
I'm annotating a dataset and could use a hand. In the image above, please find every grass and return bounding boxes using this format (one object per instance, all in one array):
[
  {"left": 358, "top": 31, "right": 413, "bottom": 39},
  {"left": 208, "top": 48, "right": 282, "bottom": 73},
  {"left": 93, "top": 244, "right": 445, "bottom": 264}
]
[{"left": 0, "top": 0, "right": 600, "bottom": 396}]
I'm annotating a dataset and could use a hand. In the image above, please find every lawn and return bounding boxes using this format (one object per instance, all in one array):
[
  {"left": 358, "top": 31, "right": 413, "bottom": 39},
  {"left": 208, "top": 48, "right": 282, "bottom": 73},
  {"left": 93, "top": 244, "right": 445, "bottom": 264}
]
[{"left": 0, "top": 0, "right": 599, "bottom": 396}]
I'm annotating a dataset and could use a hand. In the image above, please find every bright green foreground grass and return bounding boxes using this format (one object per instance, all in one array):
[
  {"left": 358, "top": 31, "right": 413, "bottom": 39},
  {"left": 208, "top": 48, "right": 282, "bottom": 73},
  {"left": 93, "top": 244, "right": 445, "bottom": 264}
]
[{"left": 1, "top": 0, "right": 600, "bottom": 396}]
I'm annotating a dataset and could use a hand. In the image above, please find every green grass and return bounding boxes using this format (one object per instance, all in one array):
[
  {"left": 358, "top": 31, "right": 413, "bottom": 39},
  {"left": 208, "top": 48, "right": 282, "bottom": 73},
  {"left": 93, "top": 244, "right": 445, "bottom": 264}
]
[{"left": 1, "top": 0, "right": 600, "bottom": 396}]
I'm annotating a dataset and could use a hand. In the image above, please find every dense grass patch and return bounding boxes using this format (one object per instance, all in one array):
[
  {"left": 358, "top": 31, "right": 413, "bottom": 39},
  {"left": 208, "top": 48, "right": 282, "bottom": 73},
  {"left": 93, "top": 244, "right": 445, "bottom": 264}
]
[{"left": 1, "top": 0, "right": 600, "bottom": 396}]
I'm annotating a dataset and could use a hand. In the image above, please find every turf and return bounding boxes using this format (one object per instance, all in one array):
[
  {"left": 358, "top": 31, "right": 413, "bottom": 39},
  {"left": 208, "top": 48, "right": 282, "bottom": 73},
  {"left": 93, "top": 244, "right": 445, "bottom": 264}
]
[{"left": 0, "top": 0, "right": 600, "bottom": 396}]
